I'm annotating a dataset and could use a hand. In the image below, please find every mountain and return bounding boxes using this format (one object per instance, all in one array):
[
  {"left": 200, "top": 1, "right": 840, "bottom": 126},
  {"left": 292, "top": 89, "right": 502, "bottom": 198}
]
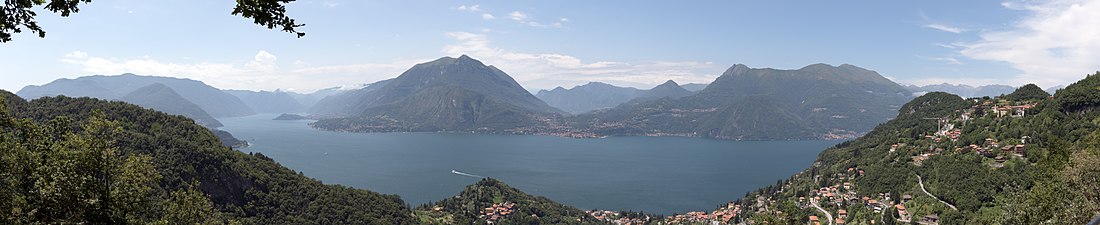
[
  {"left": 1045, "top": 84, "right": 1066, "bottom": 95},
  {"left": 905, "top": 83, "right": 1017, "bottom": 98},
  {"left": 1003, "top": 84, "right": 1050, "bottom": 101},
  {"left": 535, "top": 82, "right": 642, "bottom": 114},
  {"left": 286, "top": 87, "right": 347, "bottom": 110},
  {"left": 224, "top": 89, "right": 307, "bottom": 113},
  {"left": 720, "top": 73, "right": 1100, "bottom": 225},
  {"left": 636, "top": 80, "right": 693, "bottom": 100},
  {"left": 311, "top": 55, "right": 563, "bottom": 132},
  {"left": 680, "top": 83, "right": 709, "bottom": 92},
  {"left": 0, "top": 90, "right": 415, "bottom": 224},
  {"left": 536, "top": 80, "right": 694, "bottom": 115},
  {"left": 574, "top": 63, "right": 912, "bottom": 140},
  {"left": 308, "top": 79, "right": 393, "bottom": 117},
  {"left": 17, "top": 74, "right": 255, "bottom": 117},
  {"left": 121, "top": 83, "right": 223, "bottom": 128}
]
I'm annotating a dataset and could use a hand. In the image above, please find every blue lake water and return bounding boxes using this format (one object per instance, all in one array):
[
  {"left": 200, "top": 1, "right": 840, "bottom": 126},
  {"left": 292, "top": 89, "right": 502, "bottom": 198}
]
[{"left": 220, "top": 114, "right": 839, "bottom": 214}]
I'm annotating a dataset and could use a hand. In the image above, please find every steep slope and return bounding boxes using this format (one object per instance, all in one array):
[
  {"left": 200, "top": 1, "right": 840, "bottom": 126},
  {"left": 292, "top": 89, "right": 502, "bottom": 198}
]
[
  {"left": 121, "top": 83, "right": 223, "bottom": 128},
  {"left": 17, "top": 73, "right": 255, "bottom": 117},
  {"left": 1, "top": 90, "right": 416, "bottom": 224},
  {"left": 576, "top": 63, "right": 912, "bottom": 140},
  {"left": 535, "top": 82, "right": 642, "bottom": 114},
  {"left": 723, "top": 73, "right": 1100, "bottom": 225},
  {"left": 312, "top": 55, "right": 563, "bottom": 132},
  {"left": 224, "top": 89, "right": 307, "bottom": 113}
]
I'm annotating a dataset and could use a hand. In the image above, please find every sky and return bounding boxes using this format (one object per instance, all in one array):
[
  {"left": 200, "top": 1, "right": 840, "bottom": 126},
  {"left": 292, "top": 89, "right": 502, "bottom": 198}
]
[{"left": 2, "top": 0, "right": 1099, "bottom": 93}]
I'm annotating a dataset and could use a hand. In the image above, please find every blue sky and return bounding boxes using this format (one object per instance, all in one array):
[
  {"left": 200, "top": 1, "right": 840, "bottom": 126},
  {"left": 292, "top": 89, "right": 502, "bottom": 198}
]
[{"left": 2, "top": 0, "right": 1098, "bottom": 93}]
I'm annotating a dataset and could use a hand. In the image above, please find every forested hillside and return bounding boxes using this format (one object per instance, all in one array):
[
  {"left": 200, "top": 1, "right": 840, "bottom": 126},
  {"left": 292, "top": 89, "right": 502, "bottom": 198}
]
[
  {"left": 720, "top": 73, "right": 1100, "bottom": 225},
  {"left": 0, "top": 90, "right": 415, "bottom": 224}
]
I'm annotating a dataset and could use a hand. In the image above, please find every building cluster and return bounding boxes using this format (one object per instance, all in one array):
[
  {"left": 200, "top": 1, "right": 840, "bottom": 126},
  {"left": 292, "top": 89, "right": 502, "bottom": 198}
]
[
  {"left": 663, "top": 202, "right": 741, "bottom": 224},
  {"left": 586, "top": 210, "right": 649, "bottom": 225},
  {"left": 479, "top": 202, "right": 516, "bottom": 223}
]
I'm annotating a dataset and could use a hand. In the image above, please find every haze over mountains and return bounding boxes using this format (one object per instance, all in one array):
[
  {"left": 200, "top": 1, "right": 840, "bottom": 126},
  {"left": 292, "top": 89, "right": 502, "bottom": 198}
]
[
  {"left": 121, "top": 83, "right": 223, "bottom": 128},
  {"left": 535, "top": 80, "right": 693, "bottom": 114},
  {"left": 310, "top": 55, "right": 563, "bottom": 131},
  {"left": 572, "top": 63, "right": 913, "bottom": 140},
  {"left": 17, "top": 74, "right": 255, "bottom": 117},
  {"left": 904, "top": 83, "right": 1018, "bottom": 98},
  {"left": 15, "top": 56, "right": 962, "bottom": 141}
]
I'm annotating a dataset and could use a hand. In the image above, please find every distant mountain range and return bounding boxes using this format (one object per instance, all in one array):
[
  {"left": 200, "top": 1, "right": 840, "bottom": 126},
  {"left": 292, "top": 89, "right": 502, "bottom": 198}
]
[
  {"left": 224, "top": 89, "right": 307, "bottom": 113},
  {"left": 308, "top": 56, "right": 913, "bottom": 140},
  {"left": 680, "top": 83, "right": 708, "bottom": 92},
  {"left": 535, "top": 80, "right": 693, "bottom": 114},
  {"left": 311, "top": 55, "right": 563, "bottom": 132},
  {"left": 18, "top": 57, "right": 920, "bottom": 141},
  {"left": 572, "top": 63, "right": 913, "bottom": 140},
  {"left": 17, "top": 74, "right": 255, "bottom": 117},
  {"left": 904, "top": 83, "right": 1017, "bottom": 98}
]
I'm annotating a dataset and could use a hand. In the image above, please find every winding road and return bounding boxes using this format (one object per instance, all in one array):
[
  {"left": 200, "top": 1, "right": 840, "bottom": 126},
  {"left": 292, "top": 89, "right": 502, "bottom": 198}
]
[
  {"left": 916, "top": 174, "right": 958, "bottom": 211},
  {"left": 810, "top": 199, "right": 835, "bottom": 225}
]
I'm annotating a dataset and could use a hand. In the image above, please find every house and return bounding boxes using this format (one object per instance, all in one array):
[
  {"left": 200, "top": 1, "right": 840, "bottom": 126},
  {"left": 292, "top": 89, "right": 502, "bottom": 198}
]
[
  {"left": 897, "top": 204, "right": 911, "bottom": 222},
  {"left": 1014, "top": 144, "right": 1026, "bottom": 155},
  {"left": 838, "top": 209, "right": 847, "bottom": 218},
  {"left": 809, "top": 215, "right": 820, "bottom": 225},
  {"left": 836, "top": 218, "right": 846, "bottom": 225},
  {"left": 922, "top": 214, "right": 940, "bottom": 224}
]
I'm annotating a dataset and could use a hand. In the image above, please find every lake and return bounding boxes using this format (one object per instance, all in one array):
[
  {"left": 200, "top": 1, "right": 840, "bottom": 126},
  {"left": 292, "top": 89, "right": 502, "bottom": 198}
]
[{"left": 220, "top": 114, "right": 840, "bottom": 215}]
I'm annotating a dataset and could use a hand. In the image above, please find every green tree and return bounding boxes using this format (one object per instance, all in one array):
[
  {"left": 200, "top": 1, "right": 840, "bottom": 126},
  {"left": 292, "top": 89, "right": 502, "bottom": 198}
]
[
  {"left": 156, "top": 181, "right": 237, "bottom": 225},
  {"left": 0, "top": 0, "right": 304, "bottom": 42}
]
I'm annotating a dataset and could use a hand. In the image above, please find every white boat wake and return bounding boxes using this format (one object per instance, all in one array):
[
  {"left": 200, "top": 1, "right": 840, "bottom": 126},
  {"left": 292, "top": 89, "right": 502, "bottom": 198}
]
[{"left": 451, "top": 170, "right": 484, "bottom": 178}]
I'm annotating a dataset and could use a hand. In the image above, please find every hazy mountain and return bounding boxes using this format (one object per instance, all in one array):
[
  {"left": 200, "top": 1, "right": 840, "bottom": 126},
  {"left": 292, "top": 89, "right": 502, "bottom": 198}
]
[
  {"left": 575, "top": 63, "right": 912, "bottom": 140},
  {"left": 308, "top": 79, "right": 393, "bottom": 117},
  {"left": 17, "top": 74, "right": 255, "bottom": 117},
  {"left": 535, "top": 82, "right": 642, "bottom": 114},
  {"left": 121, "top": 83, "right": 223, "bottom": 128},
  {"left": 680, "top": 83, "right": 709, "bottom": 92},
  {"left": 637, "top": 80, "right": 693, "bottom": 99},
  {"left": 287, "top": 87, "right": 346, "bottom": 109},
  {"left": 224, "top": 89, "right": 307, "bottom": 113},
  {"left": 905, "top": 83, "right": 1017, "bottom": 98},
  {"left": 1045, "top": 84, "right": 1066, "bottom": 95},
  {"left": 536, "top": 80, "right": 694, "bottom": 115},
  {"left": 311, "top": 55, "right": 563, "bottom": 131}
]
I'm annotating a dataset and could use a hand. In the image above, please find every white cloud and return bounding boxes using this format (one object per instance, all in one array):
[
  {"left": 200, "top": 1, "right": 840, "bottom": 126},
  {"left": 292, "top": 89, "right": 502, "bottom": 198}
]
[
  {"left": 918, "top": 55, "right": 963, "bottom": 65},
  {"left": 441, "top": 32, "right": 721, "bottom": 90},
  {"left": 960, "top": 0, "right": 1100, "bottom": 88},
  {"left": 456, "top": 4, "right": 481, "bottom": 12},
  {"left": 506, "top": 11, "right": 565, "bottom": 28},
  {"left": 60, "top": 50, "right": 422, "bottom": 92},
  {"left": 322, "top": 1, "right": 339, "bottom": 7},
  {"left": 508, "top": 11, "right": 528, "bottom": 21},
  {"left": 245, "top": 50, "right": 278, "bottom": 71},
  {"left": 481, "top": 13, "right": 496, "bottom": 20},
  {"left": 924, "top": 23, "right": 966, "bottom": 33}
]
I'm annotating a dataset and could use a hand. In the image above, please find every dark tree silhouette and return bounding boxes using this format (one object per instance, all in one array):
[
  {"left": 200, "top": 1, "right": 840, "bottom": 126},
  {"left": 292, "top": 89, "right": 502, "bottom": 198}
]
[{"left": 0, "top": 0, "right": 304, "bottom": 43}]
